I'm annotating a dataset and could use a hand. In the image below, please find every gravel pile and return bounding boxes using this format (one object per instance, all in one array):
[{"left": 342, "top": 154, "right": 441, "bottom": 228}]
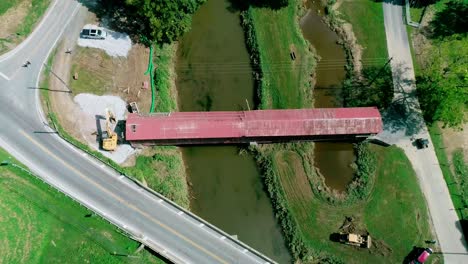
[{"left": 74, "top": 93, "right": 136, "bottom": 164}]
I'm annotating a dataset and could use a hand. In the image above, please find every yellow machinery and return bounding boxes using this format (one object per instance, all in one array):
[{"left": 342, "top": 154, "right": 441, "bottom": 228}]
[
  {"left": 339, "top": 233, "right": 371, "bottom": 248},
  {"left": 102, "top": 108, "right": 118, "bottom": 151}
]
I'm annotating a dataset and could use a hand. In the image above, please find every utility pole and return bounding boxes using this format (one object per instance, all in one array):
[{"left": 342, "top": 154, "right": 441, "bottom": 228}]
[{"left": 42, "top": 63, "right": 73, "bottom": 93}]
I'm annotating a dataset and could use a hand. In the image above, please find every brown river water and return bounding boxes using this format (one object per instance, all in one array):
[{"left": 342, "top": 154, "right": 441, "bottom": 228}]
[
  {"left": 175, "top": 0, "right": 355, "bottom": 262},
  {"left": 176, "top": 0, "right": 291, "bottom": 262}
]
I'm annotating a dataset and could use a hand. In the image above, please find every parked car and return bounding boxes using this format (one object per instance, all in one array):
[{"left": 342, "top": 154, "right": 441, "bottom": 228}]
[
  {"left": 80, "top": 26, "right": 107, "bottom": 40},
  {"left": 415, "top": 138, "right": 429, "bottom": 149},
  {"left": 411, "top": 248, "right": 433, "bottom": 264}
]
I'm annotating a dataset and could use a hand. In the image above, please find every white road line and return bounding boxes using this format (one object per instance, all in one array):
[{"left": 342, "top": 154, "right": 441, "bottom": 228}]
[{"left": 0, "top": 72, "right": 10, "bottom": 81}]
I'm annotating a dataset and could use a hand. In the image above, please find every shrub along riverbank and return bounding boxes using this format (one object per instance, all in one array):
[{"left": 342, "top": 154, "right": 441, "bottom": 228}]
[{"left": 241, "top": 0, "right": 440, "bottom": 263}]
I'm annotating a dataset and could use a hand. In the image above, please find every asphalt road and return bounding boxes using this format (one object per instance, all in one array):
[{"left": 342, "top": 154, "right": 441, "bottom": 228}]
[
  {"left": 0, "top": 1, "right": 275, "bottom": 263},
  {"left": 381, "top": 1, "right": 468, "bottom": 262}
]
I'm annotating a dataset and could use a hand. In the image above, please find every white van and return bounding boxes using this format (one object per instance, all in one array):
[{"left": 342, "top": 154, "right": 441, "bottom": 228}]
[{"left": 80, "top": 25, "right": 107, "bottom": 40}]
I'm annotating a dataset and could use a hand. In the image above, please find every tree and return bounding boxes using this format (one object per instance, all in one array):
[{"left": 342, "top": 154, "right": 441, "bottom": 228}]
[
  {"left": 417, "top": 35, "right": 468, "bottom": 128},
  {"left": 430, "top": 0, "right": 468, "bottom": 38},
  {"left": 123, "top": 0, "right": 206, "bottom": 44}
]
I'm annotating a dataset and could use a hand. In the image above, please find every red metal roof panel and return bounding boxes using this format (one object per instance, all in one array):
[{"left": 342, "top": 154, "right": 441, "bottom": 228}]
[{"left": 125, "top": 107, "right": 382, "bottom": 141}]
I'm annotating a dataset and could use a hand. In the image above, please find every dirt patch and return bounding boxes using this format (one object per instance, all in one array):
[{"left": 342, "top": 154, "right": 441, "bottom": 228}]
[
  {"left": 0, "top": 0, "right": 30, "bottom": 53},
  {"left": 70, "top": 45, "right": 151, "bottom": 112},
  {"left": 441, "top": 123, "right": 468, "bottom": 163},
  {"left": 333, "top": 0, "right": 363, "bottom": 74}
]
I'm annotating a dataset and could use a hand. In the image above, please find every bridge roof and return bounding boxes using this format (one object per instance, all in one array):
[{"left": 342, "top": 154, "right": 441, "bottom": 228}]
[{"left": 125, "top": 107, "right": 383, "bottom": 141}]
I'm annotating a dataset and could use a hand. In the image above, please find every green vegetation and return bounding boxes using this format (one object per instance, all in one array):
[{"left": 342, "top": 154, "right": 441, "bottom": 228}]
[
  {"left": 242, "top": 1, "right": 315, "bottom": 109},
  {"left": 416, "top": 36, "right": 467, "bottom": 127},
  {"left": 16, "top": 0, "right": 51, "bottom": 36},
  {"left": 124, "top": 147, "right": 189, "bottom": 207},
  {"left": 0, "top": 0, "right": 18, "bottom": 15},
  {"left": 98, "top": 0, "right": 205, "bottom": 44},
  {"left": 0, "top": 147, "right": 164, "bottom": 263},
  {"left": 428, "top": 124, "right": 468, "bottom": 227},
  {"left": 338, "top": 0, "right": 388, "bottom": 61},
  {"left": 409, "top": 0, "right": 468, "bottom": 128},
  {"left": 262, "top": 145, "right": 440, "bottom": 263},
  {"left": 154, "top": 43, "right": 178, "bottom": 112},
  {"left": 0, "top": 0, "right": 51, "bottom": 54}
]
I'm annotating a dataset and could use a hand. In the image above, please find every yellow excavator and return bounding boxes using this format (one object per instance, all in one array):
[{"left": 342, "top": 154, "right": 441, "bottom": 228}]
[{"left": 102, "top": 108, "right": 118, "bottom": 151}]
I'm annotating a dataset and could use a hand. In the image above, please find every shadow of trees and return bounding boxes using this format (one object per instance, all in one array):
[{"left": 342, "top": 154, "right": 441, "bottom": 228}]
[
  {"left": 342, "top": 65, "right": 394, "bottom": 109},
  {"left": 381, "top": 62, "right": 426, "bottom": 137},
  {"left": 409, "top": 0, "right": 441, "bottom": 8},
  {"left": 430, "top": 0, "right": 468, "bottom": 38},
  {"left": 228, "top": 0, "right": 289, "bottom": 11}
]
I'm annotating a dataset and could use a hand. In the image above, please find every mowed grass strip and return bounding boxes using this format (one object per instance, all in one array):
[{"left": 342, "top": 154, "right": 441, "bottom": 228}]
[
  {"left": 0, "top": 0, "right": 19, "bottom": 15},
  {"left": 249, "top": 2, "right": 315, "bottom": 109},
  {"left": 274, "top": 146, "right": 441, "bottom": 263},
  {"left": 339, "top": 0, "right": 388, "bottom": 61},
  {"left": 0, "top": 148, "right": 165, "bottom": 263}
]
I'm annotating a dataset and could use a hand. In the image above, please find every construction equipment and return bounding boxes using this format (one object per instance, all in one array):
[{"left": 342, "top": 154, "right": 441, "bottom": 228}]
[
  {"left": 102, "top": 108, "right": 118, "bottom": 151},
  {"left": 339, "top": 232, "right": 371, "bottom": 248}
]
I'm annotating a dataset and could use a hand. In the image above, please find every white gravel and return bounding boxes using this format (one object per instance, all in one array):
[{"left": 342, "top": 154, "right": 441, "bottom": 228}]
[
  {"left": 77, "top": 25, "right": 132, "bottom": 57},
  {"left": 74, "top": 93, "right": 136, "bottom": 164}
]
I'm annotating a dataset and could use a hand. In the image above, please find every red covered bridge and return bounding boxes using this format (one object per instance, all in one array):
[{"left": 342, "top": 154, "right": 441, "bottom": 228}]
[{"left": 125, "top": 107, "right": 383, "bottom": 146}]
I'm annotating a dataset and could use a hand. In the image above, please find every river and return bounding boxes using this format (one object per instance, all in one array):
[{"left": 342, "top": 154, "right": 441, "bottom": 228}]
[
  {"left": 176, "top": 0, "right": 291, "bottom": 262},
  {"left": 300, "top": 2, "right": 356, "bottom": 191}
]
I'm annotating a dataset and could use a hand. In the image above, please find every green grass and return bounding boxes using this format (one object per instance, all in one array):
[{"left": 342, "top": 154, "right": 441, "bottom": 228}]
[
  {"left": 339, "top": 0, "right": 388, "bottom": 61},
  {"left": 70, "top": 47, "right": 113, "bottom": 95},
  {"left": 16, "top": 0, "right": 51, "bottom": 36},
  {"left": 0, "top": 0, "right": 18, "bottom": 15},
  {"left": 428, "top": 124, "right": 468, "bottom": 222},
  {"left": 275, "top": 145, "right": 441, "bottom": 263},
  {"left": 124, "top": 147, "right": 189, "bottom": 207},
  {"left": 0, "top": 148, "right": 165, "bottom": 263},
  {"left": 248, "top": 2, "right": 315, "bottom": 109},
  {"left": 410, "top": 6, "right": 424, "bottom": 24},
  {"left": 154, "top": 43, "right": 177, "bottom": 112}
]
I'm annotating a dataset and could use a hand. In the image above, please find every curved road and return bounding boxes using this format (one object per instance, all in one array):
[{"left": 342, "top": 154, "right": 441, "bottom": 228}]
[
  {"left": 381, "top": 1, "right": 468, "bottom": 263},
  {"left": 0, "top": 1, "right": 275, "bottom": 263}
]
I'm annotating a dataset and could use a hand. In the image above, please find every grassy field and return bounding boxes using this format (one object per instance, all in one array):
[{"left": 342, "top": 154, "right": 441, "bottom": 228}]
[
  {"left": 274, "top": 145, "right": 441, "bottom": 263},
  {"left": 0, "top": 0, "right": 51, "bottom": 54},
  {"left": 247, "top": 2, "right": 315, "bottom": 109},
  {"left": 338, "top": 0, "right": 388, "bottom": 61},
  {"left": 0, "top": 147, "right": 165, "bottom": 264}
]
